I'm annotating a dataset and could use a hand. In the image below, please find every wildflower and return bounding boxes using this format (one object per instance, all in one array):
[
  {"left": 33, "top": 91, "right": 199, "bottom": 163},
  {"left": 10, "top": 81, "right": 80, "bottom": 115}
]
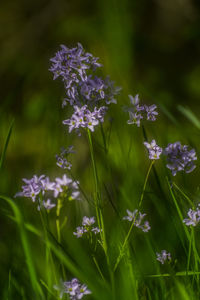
[
  {"left": 64, "top": 278, "right": 91, "bottom": 299},
  {"left": 183, "top": 204, "right": 200, "bottom": 226},
  {"left": 38, "top": 199, "right": 56, "bottom": 211},
  {"left": 145, "top": 104, "right": 158, "bottom": 121},
  {"left": 50, "top": 43, "right": 120, "bottom": 109},
  {"left": 16, "top": 174, "right": 80, "bottom": 205},
  {"left": 164, "top": 142, "right": 197, "bottom": 176},
  {"left": 15, "top": 175, "right": 45, "bottom": 202},
  {"left": 74, "top": 216, "right": 101, "bottom": 238},
  {"left": 144, "top": 140, "right": 162, "bottom": 160},
  {"left": 123, "top": 209, "right": 151, "bottom": 232},
  {"left": 125, "top": 94, "right": 158, "bottom": 127},
  {"left": 156, "top": 250, "right": 171, "bottom": 264},
  {"left": 56, "top": 146, "right": 74, "bottom": 169},
  {"left": 63, "top": 105, "right": 107, "bottom": 134},
  {"left": 54, "top": 174, "right": 80, "bottom": 200},
  {"left": 127, "top": 112, "right": 143, "bottom": 127},
  {"left": 82, "top": 216, "right": 95, "bottom": 226},
  {"left": 73, "top": 226, "right": 86, "bottom": 238}
]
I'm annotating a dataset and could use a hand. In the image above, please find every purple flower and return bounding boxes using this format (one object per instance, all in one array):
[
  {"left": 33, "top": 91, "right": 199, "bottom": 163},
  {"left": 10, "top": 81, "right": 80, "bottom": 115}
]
[
  {"left": 64, "top": 278, "right": 91, "bottom": 299},
  {"left": 145, "top": 104, "right": 158, "bottom": 121},
  {"left": 123, "top": 209, "right": 151, "bottom": 232},
  {"left": 183, "top": 204, "right": 200, "bottom": 226},
  {"left": 127, "top": 112, "right": 143, "bottom": 127},
  {"left": 156, "top": 250, "right": 171, "bottom": 264},
  {"left": 144, "top": 140, "right": 162, "bottom": 160},
  {"left": 125, "top": 94, "right": 158, "bottom": 126},
  {"left": 15, "top": 175, "right": 45, "bottom": 202},
  {"left": 56, "top": 146, "right": 74, "bottom": 169},
  {"left": 73, "top": 226, "right": 86, "bottom": 238},
  {"left": 16, "top": 174, "right": 80, "bottom": 205},
  {"left": 74, "top": 216, "right": 101, "bottom": 238},
  {"left": 164, "top": 142, "right": 197, "bottom": 176},
  {"left": 50, "top": 44, "right": 120, "bottom": 109},
  {"left": 38, "top": 199, "right": 56, "bottom": 211},
  {"left": 63, "top": 105, "right": 107, "bottom": 134},
  {"left": 54, "top": 174, "right": 80, "bottom": 200}
]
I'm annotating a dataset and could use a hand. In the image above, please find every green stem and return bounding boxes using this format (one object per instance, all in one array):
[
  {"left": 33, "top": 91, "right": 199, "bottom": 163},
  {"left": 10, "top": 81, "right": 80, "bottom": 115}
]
[
  {"left": 114, "top": 160, "right": 155, "bottom": 272},
  {"left": 87, "top": 129, "right": 110, "bottom": 267},
  {"left": 87, "top": 130, "right": 101, "bottom": 238},
  {"left": 187, "top": 229, "right": 193, "bottom": 275},
  {"left": 56, "top": 199, "right": 62, "bottom": 244}
]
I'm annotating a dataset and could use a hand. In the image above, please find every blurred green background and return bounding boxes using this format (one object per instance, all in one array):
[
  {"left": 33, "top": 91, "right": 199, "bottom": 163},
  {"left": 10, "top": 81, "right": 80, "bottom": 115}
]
[{"left": 1, "top": 0, "right": 200, "bottom": 297}]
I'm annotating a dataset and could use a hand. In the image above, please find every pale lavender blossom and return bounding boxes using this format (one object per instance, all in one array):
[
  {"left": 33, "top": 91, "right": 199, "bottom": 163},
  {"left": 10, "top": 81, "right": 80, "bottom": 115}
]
[
  {"left": 73, "top": 227, "right": 86, "bottom": 238},
  {"left": 63, "top": 105, "right": 107, "bottom": 134},
  {"left": 54, "top": 174, "right": 80, "bottom": 200},
  {"left": 183, "top": 204, "right": 200, "bottom": 226},
  {"left": 74, "top": 216, "right": 101, "bottom": 238},
  {"left": 82, "top": 216, "right": 95, "bottom": 226},
  {"left": 164, "top": 142, "right": 197, "bottom": 176},
  {"left": 145, "top": 104, "right": 158, "bottom": 121},
  {"left": 125, "top": 94, "right": 158, "bottom": 127},
  {"left": 123, "top": 209, "right": 151, "bottom": 232},
  {"left": 156, "top": 250, "right": 171, "bottom": 264},
  {"left": 91, "top": 227, "right": 101, "bottom": 234},
  {"left": 127, "top": 112, "right": 143, "bottom": 127},
  {"left": 16, "top": 174, "right": 80, "bottom": 204},
  {"left": 38, "top": 199, "right": 56, "bottom": 211},
  {"left": 56, "top": 146, "right": 74, "bottom": 169},
  {"left": 64, "top": 278, "right": 91, "bottom": 299},
  {"left": 15, "top": 175, "right": 45, "bottom": 202},
  {"left": 50, "top": 43, "right": 120, "bottom": 108},
  {"left": 144, "top": 140, "right": 162, "bottom": 160}
]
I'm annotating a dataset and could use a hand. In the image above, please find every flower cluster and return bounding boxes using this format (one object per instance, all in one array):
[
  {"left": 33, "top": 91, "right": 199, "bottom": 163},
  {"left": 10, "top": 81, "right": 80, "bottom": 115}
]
[
  {"left": 63, "top": 105, "right": 107, "bottom": 134},
  {"left": 183, "top": 204, "right": 200, "bottom": 226},
  {"left": 163, "top": 142, "right": 197, "bottom": 176},
  {"left": 15, "top": 174, "right": 80, "bottom": 209},
  {"left": 126, "top": 94, "right": 158, "bottom": 127},
  {"left": 144, "top": 140, "right": 162, "bottom": 160},
  {"left": 156, "top": 250, "right": 171, "bottom": 264},
  {"left": 50, "top": 43, "right": 120, "bottom": 134},
  {"left": 56, "top": 146, "right": 75, "bottom": 169},
  {"left": 73, "top": 216, "right": 101, "bottom": 238},
  {"left": 123, "top": 209, "right": 151, "bottom": 232},
  {"left": 54, "top": 278, "right": 91, "bottom": 299}
]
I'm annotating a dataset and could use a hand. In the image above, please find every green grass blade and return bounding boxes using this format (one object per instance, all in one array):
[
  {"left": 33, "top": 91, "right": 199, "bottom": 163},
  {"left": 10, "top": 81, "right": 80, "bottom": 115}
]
[
  {"left": 0, "top": 195, "right": 44, "bottom": 299},
  {"left": 0, "top": 119, "right": 14, "bottom": 170},
  {"left": 178, "top": 105, "right": 200, "bottom": 130}
]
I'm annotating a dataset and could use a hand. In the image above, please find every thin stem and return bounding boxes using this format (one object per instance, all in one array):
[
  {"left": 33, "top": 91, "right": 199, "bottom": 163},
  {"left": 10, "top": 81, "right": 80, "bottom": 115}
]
[
  {"left": 56, "top": 199, "right": 62, "bottom": 244},
  {"left": 187, "top": 229, "right": 193, "bottom": 275},
  {"left": 114, "top": 160, "right": 155, "bottom": 272},
  {"left": 87, "top": 129, "right": 110, "bottom": 267},
  {"left": 87, "top": 129, "right": 101, "bottom": 238}
]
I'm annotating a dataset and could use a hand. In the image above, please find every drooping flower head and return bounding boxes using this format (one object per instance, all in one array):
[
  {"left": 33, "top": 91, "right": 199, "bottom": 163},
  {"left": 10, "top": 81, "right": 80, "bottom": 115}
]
[
  {"left": 144, "top": 140, "right": 162, "bottom": 160},
  {"left": 164, "top": 142, "right": 197, "bottom": 176}
]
